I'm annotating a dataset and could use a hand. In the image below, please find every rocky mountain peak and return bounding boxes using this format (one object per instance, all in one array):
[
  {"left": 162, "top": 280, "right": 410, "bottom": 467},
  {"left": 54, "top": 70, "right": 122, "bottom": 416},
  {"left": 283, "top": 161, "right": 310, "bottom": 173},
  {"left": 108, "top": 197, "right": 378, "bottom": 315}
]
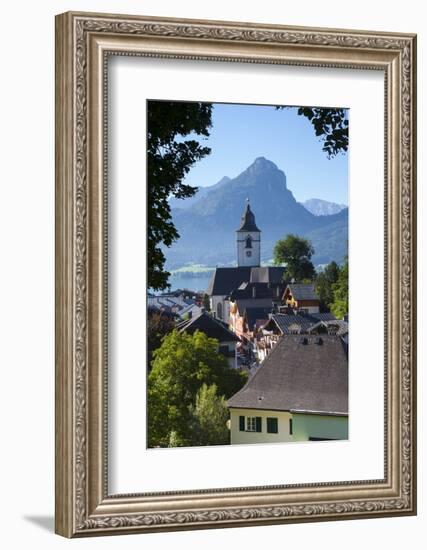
[
  {"left": 168, "top": 158, "right": 348, "bottom": 268},
  {"left": 235, "top": 157, "right": 287, "bottom": 191}
]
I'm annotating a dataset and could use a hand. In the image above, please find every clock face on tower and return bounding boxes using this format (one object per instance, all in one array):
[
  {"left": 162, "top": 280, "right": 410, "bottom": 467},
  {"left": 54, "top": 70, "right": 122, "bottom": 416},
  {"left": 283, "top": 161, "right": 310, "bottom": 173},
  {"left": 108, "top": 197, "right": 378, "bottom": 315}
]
[{"left": 246, "top": 250, "right": 252, "bottom": 257}]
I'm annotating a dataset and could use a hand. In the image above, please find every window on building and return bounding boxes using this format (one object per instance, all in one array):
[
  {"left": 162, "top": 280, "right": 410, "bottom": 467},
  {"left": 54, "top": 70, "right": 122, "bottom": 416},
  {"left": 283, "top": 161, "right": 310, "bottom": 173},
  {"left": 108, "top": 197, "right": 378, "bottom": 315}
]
[
  {"left": 216, "top": 302, "right": 223, "bottom": 319},
  {"left": 239, "top": 416, "right": 262, "bottom": 432},
  {"left": 267, "top": 417, "right": 278, "bottom": 434},
  {"left": 246, "top": 417, "right": 256, "bottom": 432},
  {"left": 289, "top": 418, "right": 293, "bottom": 435},
  {"left": 245, "top": 235, "right": 252, "bottom": 248}
]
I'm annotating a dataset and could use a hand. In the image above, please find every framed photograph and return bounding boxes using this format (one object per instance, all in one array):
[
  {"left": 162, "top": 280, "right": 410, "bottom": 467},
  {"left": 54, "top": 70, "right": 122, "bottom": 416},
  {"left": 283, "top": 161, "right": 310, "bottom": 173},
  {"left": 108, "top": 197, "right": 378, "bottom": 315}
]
[{"left": 55, "top": 11, "right": 417, "bottom": 537}]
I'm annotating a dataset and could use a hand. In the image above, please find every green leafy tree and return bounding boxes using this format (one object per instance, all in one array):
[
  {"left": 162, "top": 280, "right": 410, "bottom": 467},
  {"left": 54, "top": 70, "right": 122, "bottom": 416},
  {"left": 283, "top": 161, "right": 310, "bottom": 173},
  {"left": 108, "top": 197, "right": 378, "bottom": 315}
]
[
  {"left": 167, "top": 431, "right": 186, "bottom": 448},
  {"left": 330, "top": 257, "right": 349, "bottom": 319},
  {"left": 147, "top": 330, "right": 246, "bottom": 447},
  {"left": 315, "top": 261, "right": 340, "bottom": 311},
  {"left": 147, "top": 101, "right": 213, "bottom": 290},
  {"left": 147, "top": 309, "right": 176, "bottom": 369},
  {"left": 273, "top": 234, "right": 316, "bottom": 282},
  {"left": 188, "top": 384, "right": 230, "bottom": 446},
  {"left": 276, "top": 106, "right": 348, "bottom": 158}
]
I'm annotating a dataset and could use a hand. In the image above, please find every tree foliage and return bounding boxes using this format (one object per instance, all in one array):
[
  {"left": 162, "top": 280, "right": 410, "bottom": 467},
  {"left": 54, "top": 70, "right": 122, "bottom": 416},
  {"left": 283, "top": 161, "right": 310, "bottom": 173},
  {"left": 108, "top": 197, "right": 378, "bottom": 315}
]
[
  {"left": 315, "top": 261, "right": 340, "bottom": 311},
  {"left": 147, "top": 330, "right": 246, "bottom": 447},
  {"left": 276, "top": 106, "right": 349, "bottom": 158},
  {"left": 188, "top": 384, "right": 230, "bottom": 446},
  {"left": 147, "top": 308, "right": 176, "bottom": 369},
  {"left": 147, "top": 101, "right": 212, "bottom": 290},
  {"left": 273, "top": 234, "right": 316, "bottom": 282},
  {"left": 330, "top": 257, "right": 349, "bottom": 319}
]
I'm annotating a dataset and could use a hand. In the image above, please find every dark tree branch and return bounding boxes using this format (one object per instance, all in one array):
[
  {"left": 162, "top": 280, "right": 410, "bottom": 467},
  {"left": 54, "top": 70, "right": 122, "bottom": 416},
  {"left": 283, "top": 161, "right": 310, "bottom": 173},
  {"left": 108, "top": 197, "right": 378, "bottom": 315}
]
[
  {"left": 276, "top": 106, "right": 349, "bottom": 158},
  {"left": 147, "top": 101, "right": 213, "bottom": 290}
]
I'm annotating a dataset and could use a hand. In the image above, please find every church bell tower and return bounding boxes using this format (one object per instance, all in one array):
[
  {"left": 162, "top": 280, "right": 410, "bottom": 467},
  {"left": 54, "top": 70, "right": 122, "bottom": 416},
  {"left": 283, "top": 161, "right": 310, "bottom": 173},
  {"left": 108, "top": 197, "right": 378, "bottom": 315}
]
[{"left": 236, "top": 199, "right": 261, "bottom": 267}]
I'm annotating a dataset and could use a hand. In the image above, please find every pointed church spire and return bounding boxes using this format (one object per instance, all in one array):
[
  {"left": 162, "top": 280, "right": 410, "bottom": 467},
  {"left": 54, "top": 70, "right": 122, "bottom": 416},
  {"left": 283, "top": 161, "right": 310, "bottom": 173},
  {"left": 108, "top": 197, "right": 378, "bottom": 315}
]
[
  {"left": 236, "top": 200, "right": 261, "bottom": 267},
  {"left": 237, "top": 199, "right": 261, "bottom": 232}
]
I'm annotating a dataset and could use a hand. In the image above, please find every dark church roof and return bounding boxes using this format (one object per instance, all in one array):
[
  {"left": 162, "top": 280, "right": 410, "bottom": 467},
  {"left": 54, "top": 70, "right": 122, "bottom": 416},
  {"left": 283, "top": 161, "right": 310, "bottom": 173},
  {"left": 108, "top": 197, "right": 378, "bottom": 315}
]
[
  {"left": 207, "top": 266, "right": 286, "bottom": 296},
  {"left": 206, "top": 267, "right": 251, "bottom": 296},
  {"left": 227, "top": 334, "right": 348, "bottom": 415},
  {"left": 230, "top": 282, "right": 286, "bottom": 301},
  {"left": 244, "top": 307, "right": 273, "bottom": 330},
  {"left": 236, "top": 202, "right": 261, "bottom": 232},
  {"left": 178, "top": 311, "right": 239, "bottom": 342},
  {"left": 250, "top": 267, "right": 285, "bottom": 283},
  {"left": 235, "top": 299, "right": 273, "bottom": 316}
]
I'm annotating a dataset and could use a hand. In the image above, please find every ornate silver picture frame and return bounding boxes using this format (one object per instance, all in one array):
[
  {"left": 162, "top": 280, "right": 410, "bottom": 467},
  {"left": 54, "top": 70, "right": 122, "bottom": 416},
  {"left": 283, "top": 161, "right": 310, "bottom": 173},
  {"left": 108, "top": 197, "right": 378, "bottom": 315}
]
[{"left": 55, "top": 11, "right": 417, "bottom": 537}]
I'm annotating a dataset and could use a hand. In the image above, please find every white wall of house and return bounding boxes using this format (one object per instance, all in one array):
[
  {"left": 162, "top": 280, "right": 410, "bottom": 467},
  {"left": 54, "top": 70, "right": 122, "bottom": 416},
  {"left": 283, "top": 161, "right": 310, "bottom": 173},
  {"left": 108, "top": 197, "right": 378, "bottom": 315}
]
[
  {"left": 229, "top": 408, "right": 293, "bottom": 445},
  {"left": 210, "top": 295, "right": 230, "bottom": 323},
  {"left": 229, "top": 408, "right": 348, "bottom": 444}
]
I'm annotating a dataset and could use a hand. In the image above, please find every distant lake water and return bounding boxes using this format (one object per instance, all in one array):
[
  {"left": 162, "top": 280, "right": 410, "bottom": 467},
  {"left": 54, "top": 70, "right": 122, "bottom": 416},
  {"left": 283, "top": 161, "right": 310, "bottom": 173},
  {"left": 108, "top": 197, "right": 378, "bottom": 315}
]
[{"left": 169, "top": 273, "right": 212, "bottom": 293}]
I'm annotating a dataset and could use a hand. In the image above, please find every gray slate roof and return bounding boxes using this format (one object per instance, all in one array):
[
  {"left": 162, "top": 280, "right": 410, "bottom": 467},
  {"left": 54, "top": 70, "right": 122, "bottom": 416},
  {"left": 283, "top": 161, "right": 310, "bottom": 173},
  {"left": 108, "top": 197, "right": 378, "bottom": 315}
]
[
  {"left": 263, "top": 313, "right": 347, "bottom": 338},
  {"left": 307, "top": 312, "right": 337, "bottom": 322},
  {"left": 263, "top": 313, "right": 318, "bottom": 334},
  {"left": 311, "top": 319, "right": 349, "bottom": 336},
  {"left": 227, "top": 334, "right": 348, "bottom": 415},
  {"left": 207, "top": 266, "right": 286, "bottom": 296},
  {"left": 236, "top": 202, "right": 261, "bottom": 232},
  {"left": 178, "top": 311, "right": 239, "bottom": 342},
  {"left": 286, "top": 283, "right": 319, "bottom": 301}
]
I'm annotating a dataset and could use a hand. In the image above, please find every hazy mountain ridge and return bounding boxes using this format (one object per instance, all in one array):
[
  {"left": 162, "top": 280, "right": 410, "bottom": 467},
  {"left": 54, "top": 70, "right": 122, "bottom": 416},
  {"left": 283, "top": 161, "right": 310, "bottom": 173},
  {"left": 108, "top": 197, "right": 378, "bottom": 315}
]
[
  {"left": 168, "top": 176, "right": 231, "bottom": 211},
  {"left": 166, "top": 157, "right": 348, "bottom": 269},
  {"left": 303, "top": 198, "right": 347, "bottom": 216}
]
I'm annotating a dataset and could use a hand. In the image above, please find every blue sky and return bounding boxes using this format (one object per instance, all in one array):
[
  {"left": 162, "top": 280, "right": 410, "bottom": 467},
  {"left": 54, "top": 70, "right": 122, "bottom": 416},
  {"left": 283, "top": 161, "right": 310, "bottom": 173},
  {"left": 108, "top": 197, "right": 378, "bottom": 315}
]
[{"left": 181, "top": 103, "right": 348, "bottom": 205}]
